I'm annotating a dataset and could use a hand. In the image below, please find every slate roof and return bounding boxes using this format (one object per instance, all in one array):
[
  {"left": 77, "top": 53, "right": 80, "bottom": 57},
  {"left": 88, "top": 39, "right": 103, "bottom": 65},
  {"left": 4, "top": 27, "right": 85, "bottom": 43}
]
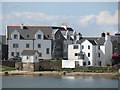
[
  {"left": 111, "top": 36, "right": 120, "bottom": 43},
  {"left": 77, "top": 37, "right": 105, "bottom": 45},
  {"left": 7, "top": 26, "right": 74, "bottom": 40},
  {"left": 88, "top": 40, "right": 97, "bottom": 45},
  {"left": 21, "top": 50, "right": 39, "bottom": 55}
]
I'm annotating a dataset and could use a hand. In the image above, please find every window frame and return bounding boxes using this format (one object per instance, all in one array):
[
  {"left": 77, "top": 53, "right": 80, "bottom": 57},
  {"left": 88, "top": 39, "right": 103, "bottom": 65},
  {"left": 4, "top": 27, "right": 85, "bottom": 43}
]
[
  {"left": 98, "top": 53, "right": 100, "bottom": 57},
  {"left": 38, "top": 44, "right": 41, "bottom": 48},
  {"left": 26, "top": 44, "right": 30, "bottom": 48},
  {"left": 38, "top": 34, "right": 41, "bottom": 39},
  {"left": 11, "top": 52, "right": 14, "bottom": 56},
  {"left": 88, "top": 45, "right": 90, "bottom": 49},
  {"left": 46, "top": 48, "right": 49, "bottom": 54},
  {"left": 75, "top": 53, "right": 78, "bottom": 56},
  {"left": 88, "top": 53, "right": 90, "bottom": 57},
  {"left": 13, "top": 44, "right": 18, "bottom": 48},
  {"left": 39, "top": 53, "right": 42, "bottom": 57},
  {"left": 73, "top": 45, "right": 78, "bottom": 49},
  {"left": 14, "top": 34, "right": 18, "bottom": 39}
]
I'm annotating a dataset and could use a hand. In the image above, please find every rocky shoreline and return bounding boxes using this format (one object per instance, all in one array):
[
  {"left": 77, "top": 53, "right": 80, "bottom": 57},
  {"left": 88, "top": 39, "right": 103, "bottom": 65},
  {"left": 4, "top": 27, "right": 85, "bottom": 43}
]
[{"left": 0, "top": 70, "right": 119, "bottom": 76}]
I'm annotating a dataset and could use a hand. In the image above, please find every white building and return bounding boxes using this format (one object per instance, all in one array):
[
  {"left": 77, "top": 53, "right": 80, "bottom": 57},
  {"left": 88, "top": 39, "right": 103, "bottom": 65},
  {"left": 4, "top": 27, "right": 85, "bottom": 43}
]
[
  {"left": 7, "top": 24, "right": 81, "bottom": 60},
  {"left": 21, "top": 50, "right": 39, "bottom": 63},
  {"left": 7, "top": 26, "right": 52, "bottom": 60},
  {"left": 62, "top": 33, "right": 112, "bottom": 68},
  {"left": 21, "top": 50, "right": 39, "bottom": 71}
]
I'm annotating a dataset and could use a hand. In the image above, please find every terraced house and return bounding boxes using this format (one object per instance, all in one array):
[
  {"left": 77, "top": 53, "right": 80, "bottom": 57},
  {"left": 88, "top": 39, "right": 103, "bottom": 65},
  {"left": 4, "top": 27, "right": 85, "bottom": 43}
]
[
  {"left": 6, "top": 24, "right": 82, "bottom": 60},
  {"left": 62, "top": 32, "right": 112, "bottom": 68}
]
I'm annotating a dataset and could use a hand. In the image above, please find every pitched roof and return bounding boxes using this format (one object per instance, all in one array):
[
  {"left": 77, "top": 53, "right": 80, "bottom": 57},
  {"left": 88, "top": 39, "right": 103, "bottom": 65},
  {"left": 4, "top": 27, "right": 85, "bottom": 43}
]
[
  {"left": 7, "top": 26, "right": 53, "bottom": 40},
  {"left": 7, "top": 26, "right": 75, "bottom": 40},
  {"left": 76, "top": 37, "right": 105, "bottom": 45},
  {"left": 88, "top": 40, "right": 97, "bottom": 45},
  {"left": 111, "top": 36, "right": 120, "bottom": 43},
  {"left": 21, "top": 50, "right": 39, "bottom": 55}
]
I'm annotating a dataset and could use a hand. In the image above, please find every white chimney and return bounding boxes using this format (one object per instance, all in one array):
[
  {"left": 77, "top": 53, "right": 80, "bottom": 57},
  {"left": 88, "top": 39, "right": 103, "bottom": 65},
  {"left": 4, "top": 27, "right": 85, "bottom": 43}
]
[
  {"left": 105, "top": 32, "right": 111, "bottom": 41},
  {"left": 20, "top": 23, "right": 24, "bottom": 29},
  {"left": 61, "top": 23, "right": 67, "bottom": 30}
]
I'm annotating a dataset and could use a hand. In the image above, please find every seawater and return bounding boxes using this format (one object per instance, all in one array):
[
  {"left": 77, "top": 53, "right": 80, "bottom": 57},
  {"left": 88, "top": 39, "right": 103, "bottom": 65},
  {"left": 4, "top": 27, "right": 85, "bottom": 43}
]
[{"left": 2, "top": 75, "right": 119, "bottom": 88}]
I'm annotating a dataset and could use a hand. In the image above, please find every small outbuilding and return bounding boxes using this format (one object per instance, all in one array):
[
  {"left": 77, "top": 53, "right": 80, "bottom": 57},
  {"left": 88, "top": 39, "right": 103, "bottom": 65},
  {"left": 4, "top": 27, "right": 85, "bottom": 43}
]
[{"left": 21, "top": 50, "right": 39, "bottom": 71}]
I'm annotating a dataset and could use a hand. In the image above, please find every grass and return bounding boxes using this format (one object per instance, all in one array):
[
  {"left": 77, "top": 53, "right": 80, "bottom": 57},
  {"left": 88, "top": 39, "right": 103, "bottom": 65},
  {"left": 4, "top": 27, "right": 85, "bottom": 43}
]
[{"left": 0, "top": 65, "right": 16, "bottom": 71}]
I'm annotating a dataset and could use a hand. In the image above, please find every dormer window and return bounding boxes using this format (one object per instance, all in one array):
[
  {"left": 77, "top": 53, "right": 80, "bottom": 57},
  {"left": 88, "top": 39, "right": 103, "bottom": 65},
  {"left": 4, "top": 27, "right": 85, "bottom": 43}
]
[
  {"left": 14, "top": 34, "right": 18, "bottom": 39},
  {"left": 56, "top": 34, "right": 60, "bottom": 39},
  {"left": 38, "top": 35, "right": 41, "bottom": 39}
]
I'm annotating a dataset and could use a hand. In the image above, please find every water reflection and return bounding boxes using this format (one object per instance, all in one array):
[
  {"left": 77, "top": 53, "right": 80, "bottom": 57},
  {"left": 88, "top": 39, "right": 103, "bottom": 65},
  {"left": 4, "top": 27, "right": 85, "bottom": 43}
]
[
  {"left": 61, "top": 75, "right": 119, "bottom": 80},
  {"left": 2, "top": 75, "right": 119, "bottom": 88}
]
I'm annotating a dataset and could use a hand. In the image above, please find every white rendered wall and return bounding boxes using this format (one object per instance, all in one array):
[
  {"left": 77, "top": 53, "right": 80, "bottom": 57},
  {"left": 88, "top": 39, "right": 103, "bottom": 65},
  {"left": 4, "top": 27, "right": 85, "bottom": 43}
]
[
  {"left": 22, "top": 52, "right": 39, "bottom": 63},
  {"left": 68, "top": 44, "right": 80, "bottom": 60},
  {"left": 104, "top": 40, "right": 112, "bottom": 65},
  {"left": 8, "top": 40, "right": 33, "bottom": 59},
  {"left": 8, "top": 30, "right": 52, "bottom": 59},
  {"left": 62, "top": 60, "right": 83, "bottom": 68},
  {"left": 81, "top": 40, "right": 94, "bottom": 66}
]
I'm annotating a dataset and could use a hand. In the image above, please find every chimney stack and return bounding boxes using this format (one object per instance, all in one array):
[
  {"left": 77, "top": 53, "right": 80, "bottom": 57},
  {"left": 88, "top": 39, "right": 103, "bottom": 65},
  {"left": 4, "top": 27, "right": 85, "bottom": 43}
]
[
  {"left": 101, "top": 32, "right": 105, "bottom": 37},
  {"left": 105, "top": 32, "right": 111, "bottom": 41},
  {"left": 21, "top": 23, "right": 24, "bottom": 29},
  {"left": 61, "top": 23, "right": 67, "bottom": 30}
]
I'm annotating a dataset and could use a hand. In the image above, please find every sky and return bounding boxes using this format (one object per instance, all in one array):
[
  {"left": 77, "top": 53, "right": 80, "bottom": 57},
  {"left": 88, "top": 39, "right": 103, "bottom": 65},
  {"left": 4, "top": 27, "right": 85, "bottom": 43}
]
[{"left": 0, "top": 1, "right": 119, "bottom": 36}]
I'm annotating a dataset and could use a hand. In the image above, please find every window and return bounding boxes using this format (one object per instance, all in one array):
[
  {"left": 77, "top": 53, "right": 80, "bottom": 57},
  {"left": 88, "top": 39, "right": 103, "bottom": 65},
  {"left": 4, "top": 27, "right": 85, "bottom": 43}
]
[
  {"left": 88, "top": 53, "right": 90, "bottom": 57},
  {"left": 73, "top": 45, "right": 78, "bottom": 49},
  {"left": 82, "top": 45, "right": 84, "bottom": 49},
  {"left": 88, "top": 61, "right": 91, "bottom": 65},
  {"left": 16, "top": 52, "right": 19, "bottom": 56},
  {"left": 39, "top": 53, "right": 42, "bottom": 57},
  {"left": 83, "top": 62, "right": 86, "bottom": 66},
  {"left": 13, "top": 44, "right": 18, "bottom": 48},
  {"left": 14, "top": 34, "right": 18, "bottom": 39},
  {"left": 38, "top": 44, "right": 41, "bottom": 48},
  {"left": 98, "top": 61, "right": 101, "bottom": 66},
  {"left": 46, "top": 48, "right": 49, "bottom": 54},
  {"left": 36, "top": 57, "right": 37, "bottom": 59},
  {"left": 83, "top": 54, "right": 85, "bottom": 59},
  {"left": 75, "top": 53, "right": 78, "bottom": 56},
  {"left": 11, "top": 52, "right": 14, "bottom": 56},
  {"left": 75, "top": 61, "right": 79, "bottom": 67},
  {"left": 26, "top": 44, "right": 29, "bottom": 48},
  {"left": 26, "top": 56, "right": 29, "bottom": 59},
  {"left": 98, "top": 46, "right": 100, "bottom": 50},
  {"left": 98, "top": 53, "right": 100, "bottom": 57},
  {"left": 38, "top": 35, "right": 41, "bottom": 39},
  {"left": 56, "top": 34, "right": 60, "bottom": 39},
  {"left": 88, "top": 45, "right": 90, "bottom": 49}
]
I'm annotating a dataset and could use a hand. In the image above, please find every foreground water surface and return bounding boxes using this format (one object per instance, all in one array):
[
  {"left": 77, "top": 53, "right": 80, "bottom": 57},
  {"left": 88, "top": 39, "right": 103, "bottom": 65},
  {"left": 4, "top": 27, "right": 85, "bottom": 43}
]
[{"left": 2, "top": 75, "right": 119, "bottom": 88}]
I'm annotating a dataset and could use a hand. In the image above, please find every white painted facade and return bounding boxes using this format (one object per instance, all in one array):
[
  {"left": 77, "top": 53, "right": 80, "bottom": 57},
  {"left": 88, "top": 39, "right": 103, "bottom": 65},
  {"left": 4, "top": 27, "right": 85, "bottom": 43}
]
[
  {"left": 22, "top": 52, "right": 39, "bottom": 63},
  {"left": 63, "top": 34, "right": 112, "bottom": 68},
  {"left": 8, "top": 30, "right": 51, "bottom": 59},
  {"left": 62, "top": 60, "right": 83, "bottom": 68}
]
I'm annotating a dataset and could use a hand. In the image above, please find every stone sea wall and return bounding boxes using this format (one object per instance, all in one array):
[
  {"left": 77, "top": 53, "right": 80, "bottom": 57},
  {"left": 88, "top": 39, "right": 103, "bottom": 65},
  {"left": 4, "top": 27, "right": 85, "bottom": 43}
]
[{"left": 39, "top": 60, "right": 62, "bottom": 70}]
